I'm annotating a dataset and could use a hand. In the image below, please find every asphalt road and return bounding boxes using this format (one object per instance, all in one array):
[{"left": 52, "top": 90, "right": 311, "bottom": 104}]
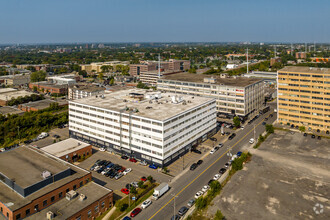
[{"left": 135, "top": 103, "right": 277, "bottom": 220}]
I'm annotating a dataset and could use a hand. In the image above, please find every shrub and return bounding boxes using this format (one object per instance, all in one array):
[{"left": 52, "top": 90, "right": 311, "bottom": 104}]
[
  {"left": 299, "top": 126, "right": 306, "bottom": 132},
  {"left": 195, "top": 197, "right": 207, "bottom": 210},
  {"left": 265, "top": 124, "right": 274, "bottom": 134},
  {"left": 147, "top": 175, "right": 154, "bottom": 183},
  {"left": 214, "top": 210, "right": 225, "bottom": 220}
]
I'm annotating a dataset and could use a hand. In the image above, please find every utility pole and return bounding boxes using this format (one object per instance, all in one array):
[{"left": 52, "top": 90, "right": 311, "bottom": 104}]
[
  {"left": 291, "top": 43, "right": 293, "bottom": 56},
  {"left": 17, "top": 126, "right": 20, "bottom": 145},
  {"left": 172, "top": 194, "right": 178, "bottom": 218},
  {"left": 254, "top": 124, "right": 256, "bottom": 141},
  {"left": 158, "top": 53, "right": 161, "bottom": 78}
]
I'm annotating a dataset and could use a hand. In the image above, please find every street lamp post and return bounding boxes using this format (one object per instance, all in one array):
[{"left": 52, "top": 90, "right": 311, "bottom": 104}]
[
  {"left": 17, "top": 126, "right": 20, "bottom": 145},
  {"left": 172, "top": 194, "right": 178, "bottom": 217}
]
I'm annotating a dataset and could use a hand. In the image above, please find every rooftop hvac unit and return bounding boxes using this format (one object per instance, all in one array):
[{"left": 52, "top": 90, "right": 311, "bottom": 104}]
[
  {"left": 46, "top": 211, "right": 54, "bottom": 220},
  {"left": 79, "top": 194, "right": 87, "bottom": 201},
  {"left": 41, "top": 171, "right": 52, "bottom": 179},
  {"left": 66, "top": 190, "right": 78, "bottom": 201}
]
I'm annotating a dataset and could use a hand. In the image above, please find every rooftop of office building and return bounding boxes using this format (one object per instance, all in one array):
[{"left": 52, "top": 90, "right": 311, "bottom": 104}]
[
  {"left": 279, "top": 66, "right": 330, "bottom": 74},
  {"left": 70, "top": 89, "right": 215, "bottom": 121},
  {"left": 160, "top": 72, "right": 262, "bottom": 87}
]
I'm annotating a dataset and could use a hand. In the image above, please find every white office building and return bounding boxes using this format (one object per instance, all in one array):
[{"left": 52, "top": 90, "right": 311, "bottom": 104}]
[{"left": 69, "top": 89, "right": 216, "bottom": 167}]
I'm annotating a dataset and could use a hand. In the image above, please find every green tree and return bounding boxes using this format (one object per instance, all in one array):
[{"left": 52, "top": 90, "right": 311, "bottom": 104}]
[
  {"left": 265, "top": 124, "right": 274, "bottom": 134},
  {"left": 100, "top": 65, "right": 109, "bottom": 73},
  {"left": 98, "top": 72, "right": 104, "bottom": 81},
  {"left": 147, "top": 175, "right": 154, "bottom": 183},
  {"left": 30, "top": 71, "right": 46, "bottom": 82},
  {"left": 299, "top": 126, "right": 306, "bottom": 132},
  {"left": 209, "top": 180, "right": 221, "bottom": 196},
  {"left": 259, "top": 134, "right": 265, "bottom": 142},
  {"left": 195, "top": 197, "right": 207, "bottom": 210},
  {"left": 214, "top": 210, "right": 225, "bottom": 220},
  {"left": 130, "top": 186, "right": 137, "bottom": 196},
  {"left": 109, "top": 78, "right": 115, "bottom": 85},
  {"left": 137, "top": 181, "right": 145, "bottom": 189},
  {"left": 233, "top": 116, "right": 240, "bottom": 128}
]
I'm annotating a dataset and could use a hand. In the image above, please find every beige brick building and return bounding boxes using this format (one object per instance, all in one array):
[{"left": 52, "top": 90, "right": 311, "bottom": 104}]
[{"left": 277, "top": 66, "right": 330, "bottom": 132}]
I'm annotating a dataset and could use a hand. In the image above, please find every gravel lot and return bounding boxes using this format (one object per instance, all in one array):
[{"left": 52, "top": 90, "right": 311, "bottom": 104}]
[{"left": 207, "top": 130, "right": 330, "bottom": 220}]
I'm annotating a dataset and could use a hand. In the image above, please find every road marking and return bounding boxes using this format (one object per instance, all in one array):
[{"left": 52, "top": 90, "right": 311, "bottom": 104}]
[{"left": 148, "top": 112, "right": 273, "bottom": 220}]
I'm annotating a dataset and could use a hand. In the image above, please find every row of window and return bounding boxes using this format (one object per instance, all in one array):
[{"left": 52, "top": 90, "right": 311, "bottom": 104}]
[{"left": 278, "top": 72, "right": 330, "bottom": 78}]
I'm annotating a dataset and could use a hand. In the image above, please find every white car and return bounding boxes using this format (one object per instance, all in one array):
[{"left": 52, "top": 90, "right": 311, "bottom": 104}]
[
  {"left": 123, "top": 168, "right": 132, "bottom": 175},
  {"left": 210, "top": 147, "right": 217, "bottom": 154},
  {"left": 131, "top": 182, "right": 139, "bottom": 188},
  {"left": 213, "top": 174, "right": 221, "bottom": 180},
  {"left": 195, "top": 191, "right": 203, "bottom": 199},
  {"left": 231, "top": 155, "right": 238, "bottom": 161},
  {"left": 99, "top": 147, "right": 106, "bottom": 152},
  {"left": 224, "top": 162, "right": 230, "bottom": 168},
  {"left": 141, "top": 199, "right": 152, "bottom": 209},
  {"left": 249, "top": 138, "right": 255, "bottom": 144},
  {"left": 241, "top": 126, "right": 245, "bottom": 130},
  {"left": 202, "top": 185, "right": 210, "bottom": 193},
  {"left": 101, "top": 168, "right": 110, "bottom": 175}
]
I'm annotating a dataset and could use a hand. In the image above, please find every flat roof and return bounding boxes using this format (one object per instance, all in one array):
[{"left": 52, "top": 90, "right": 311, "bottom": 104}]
[
  {"left": 0, "top": 147, "right": 90, "bottom": 211},
  {"left": 27, "top": 182, "right": 112, "bottom": 220},
  {"left": 20, "top": 99, "right": 67, "bottom": 110},
  {"left": 161, "top": 72, "right": 262, "bottom": 87},
  {"left": 279, "top": 66, "right": 330, "bottom": 74},
  {"left": 41, "top": 138, "right": 91, "bottom": 158},
  {"left": 0, "top": 90, "right": 34, "bottom": 101},
  {"left": 30, "top": 81, "right": 68, "bottom": 88},
  {"left": 0, "top": 88, "right": 17, "bottom": 94},
  {"left": 71, "top": 89, "right": 214, "bottom": 121},
  {"left": 71, "top": 85, "right": 105, "bottom": 93},
  {"left": 0, "top": 106, "right": 25, "bottom": 115}
]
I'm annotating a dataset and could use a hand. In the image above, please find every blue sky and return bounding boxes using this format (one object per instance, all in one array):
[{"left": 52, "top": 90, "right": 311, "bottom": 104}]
[{"left": 0, "top": 0, "right": 329, "bottom": 44}]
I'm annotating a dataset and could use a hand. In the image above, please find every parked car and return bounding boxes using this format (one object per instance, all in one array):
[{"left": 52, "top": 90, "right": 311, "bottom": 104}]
[
  {"left": 210, "top": 137, "right": 217, "bottom": 141},
  {"left": 122, "top": 217, "right": 131, "bottom": 220},
  {"left": 228, "top": 133, "right": 236, "bottom": 140},
  {"left": 311, "top": 134, "right": 316, "bottom": 139},
  {"left": 317, "top": 136, "right": 321, "bottom": 140},
  {"left": 224, "top": 162, "right": 230, "bottom": 168},
  {"left": 208, "top": 179, "right": 216, "bottom": 185},
  {"left": 218, "top": 143, "right": 223, "bottom": 148},
  {"left": 197, "top": 160, "right": 203, "bottom": 165},
  {"left": 141, "top": 199, "right": 152, "bottom": 209},
  {"left": 129, "top": 158, "right": 137, "bottom": 163},
  {"left": 178, "top": 206, "right": 188, "bottom": 216},
  {"left": 99, "top": 147, "right": 106, "bottom": 152},
  {"left": 130, "top": 208, "right": 142, "bottom": 218},
  {"left": 115, "top": 172, "right": 124, "bottom": 180},
  {"left": 237, "top": 151, "right": 242, "bottom": 157},
  {"left": 53, "top": 134, "right": 60, "bottom": 138},
  {"left": 195, "top": 191, "right": 203, "bottom": 199},
  {"left": 131, "top": 182, "right": 139, "bottom": 188},
  {"left": 187, "top": 199, "right": 195, "bottom": 207},
  {"left": 213, "top": 174, "right": 221, "bottom": 180},
  {"left": 202, "top": 185, "right": 210, "bottom": 193},
  {"left": 140, "top": 160, "right": 147, "bottom": 166},
  {"left": 123, "top": 168, "right": 132, "bottom": 175},
  {"left": 192, "top": 149, "right": 202, "bottom": 154},
  {"left": 149, "top": 164, "right": 158, "bottom": 169},
  {"left": 121, "top": 155, "right": 129, "bottom": 160},
  {"left": 262, "top": 122, "right": 266, "bottom": 125},
  {"left": 249, "top": 138, "right": 255, "bottom": 144},
  {"left": 210, "top": 147, "right": 218, "bottom": 154},
  {"left": 219, "top": 168, "right": 227, "bottom": 174},
  {"left": 303, "top": 133, "right": 307, "bottom": 137},
  {"left": 121, "top": 188, "right": 129, "bottom": 195},
  {"left": 190, "top": 163, "right": 198, "bottom": 171},
  {"left": 141, "top": 176, "right": 147, "bottom": 182},
  {"left": 170, "top": 215, "right": 180, "bottom": 220}
]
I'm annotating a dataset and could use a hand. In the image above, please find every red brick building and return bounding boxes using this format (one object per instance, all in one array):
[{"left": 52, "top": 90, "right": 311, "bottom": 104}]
[
  {"left": 0, "top": 147, "right": 113, "bottom": 220},
  {"left": 29, "top": 82, "right": 68, "bottom": 95}
]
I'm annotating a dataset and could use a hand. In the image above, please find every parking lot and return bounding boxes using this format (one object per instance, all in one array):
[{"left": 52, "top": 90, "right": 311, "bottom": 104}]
[
  {"left": 77, "top": 150, "right": 170, "bottom": 199},
  {"left": 207, "top": 129, "right": 330, "bottom": 219},
  {"left": 32, "top": 127, "right": 70, "bottom": 148}
]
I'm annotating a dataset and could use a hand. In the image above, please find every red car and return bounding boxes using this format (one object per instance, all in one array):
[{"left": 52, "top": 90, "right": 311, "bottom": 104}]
[
  {"left": 129, "top": 158, "right": 137, "bottom": 163},
  {"left": 141, "top": 176, "right": 147, "bottom": 182},
  {"left": 121, "top": 188, "right": 129, "bottom": 195},
  {"left": 119, "top": 167, "right": 126, "bottom": 172},
  {"left": 130, "top": 208, "right": 142, "bottom": 217}
]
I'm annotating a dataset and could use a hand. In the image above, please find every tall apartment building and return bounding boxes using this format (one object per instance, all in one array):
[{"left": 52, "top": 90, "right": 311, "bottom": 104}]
[
  {"left": 69, "top": 89, "right": 216, "bottom": 167},
  {"left": 129, "top": 59, "right": 190, "bottom": 77},
  {"left": 295, "top": 52, "right": 307, "bottom": 59},
  {"left": 277, "top": 66, "right": 330, "bottom": 132},
  {"left": 157, "top": 73, "right": 264, "bottom": 118}
]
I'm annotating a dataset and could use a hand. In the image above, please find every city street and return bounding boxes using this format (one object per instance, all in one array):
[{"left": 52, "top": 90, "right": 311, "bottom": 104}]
[{"left": 135, "top": 103, "right": 277, "bottom": 220}]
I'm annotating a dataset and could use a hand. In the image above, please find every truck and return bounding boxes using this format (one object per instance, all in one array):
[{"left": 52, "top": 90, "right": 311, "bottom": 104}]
[{"left": 153, "top": 183, "right": 169, "bottom": 200}]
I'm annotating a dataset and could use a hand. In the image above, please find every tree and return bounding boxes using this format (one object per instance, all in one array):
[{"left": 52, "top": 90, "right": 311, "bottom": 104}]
[
  {"left": 130, "top": 186, "right": 137, "bottom": 196},
  {"left": 137, "top": 181, "right": 145, "bottom": 189},
  {"left": 100, "top": 65, "right": 109, "bottom": 73},
  {"left": 195, "top": 197, "right": 207, "bottom": 210},
  {"left": 233, "top": 116, "right": 240, "bottom": 128},
  {"left": 98, "top": 72, "right": 104, "bottom": 81},
  {"left": 30, "top": 71, "right": 46, "bottom": 82},
  {"left": 299, "top": 126, "right": 306, "bottom": 132},
  {"left": 259, "top": 134, "right": 265, "bottom": 142},
  {"left": 214, "top": 210, "right": 225, "bottom": 220},
  {"left": 109, "top": 78, "right": 115, "bottom": 85},
  {"left": 265, "top": 124, "right": 274, "bottom": 134},
  {"left": 209, "top": 180, "right": 221, "bottom": 195},
  {"left": 147, "top": 175, "right": 154, "bottom": 183}
]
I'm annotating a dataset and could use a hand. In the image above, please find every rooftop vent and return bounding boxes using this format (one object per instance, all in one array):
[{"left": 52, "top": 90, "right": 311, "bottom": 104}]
[
  {"left": 79, "top": 194, "right": 87, "bottom": 201},
  {"left": 41, "top": 171, "right": 52, "bottom": 179},
  {"left": 66, "top": 190, "right": 78, "bottom": 201},
  {"left": 146, "top": 106, "right": 152, "bottom": 109},
  {"left": 46, "top": 211, "right": 54, "bottom": 220},
  {"left": 204, "top": 77, "right": 216, "bottom": 83}
]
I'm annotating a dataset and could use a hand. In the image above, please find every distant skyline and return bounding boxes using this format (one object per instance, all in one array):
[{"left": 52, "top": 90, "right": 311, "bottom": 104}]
[{"left": 0, "top": 0, "right": 329, "bottom": 44}]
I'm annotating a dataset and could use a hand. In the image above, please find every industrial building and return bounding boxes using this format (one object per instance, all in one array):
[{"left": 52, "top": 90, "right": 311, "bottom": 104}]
[
  {"left": 69, "top": 89, "right": 216, "bottom": 167},
  {"left": 41, "top": 138, "right": 92, "bottom": 163},
  {"left": 18, "top": 99, "right": 67, "bottom": 112},
  {"left": 0, "top": 147, "right": 113, "bottom": 220},
  {"left": 1, "top": 75, "right": 30, "bottom": 86},
  {"left": 0, "top": 88, "right": 34, "bottom": 106},
  {"left": 277, "top": 66, "right": 330, "bottom": 132},
  {"left": 157, "top": 73, "right": 264, "bottom": 118}
]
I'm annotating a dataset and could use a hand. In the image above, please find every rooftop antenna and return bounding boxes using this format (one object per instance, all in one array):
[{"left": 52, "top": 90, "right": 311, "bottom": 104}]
[
  {"left": 246, "top": 48, "right": 249, "bottom": 74},
  {"left": 305, "top": 43, "right": 307, "bottom": 53},
  {"left": 291, "top": 43, "right": 293, "bottom": 56},
  {"left": 314, "top": 41, "right": 316, "bottom": 52},
  {"left": 274, "top": 45, "right": 277, "bottom": 58}
]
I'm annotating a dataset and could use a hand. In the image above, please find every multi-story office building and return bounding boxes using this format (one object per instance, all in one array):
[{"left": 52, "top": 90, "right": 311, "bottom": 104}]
[
  {"left": 68, "top": 84, "right": 105, "bottom": 100},
  {"left": 69, "top": 89, "right": 216, "bottom": 167},
  {"left": 157, "top": 73, "right": 264, "bottom": 118},
  {"left": 277, "top": 66, "right": 330, "bottom": 132}
]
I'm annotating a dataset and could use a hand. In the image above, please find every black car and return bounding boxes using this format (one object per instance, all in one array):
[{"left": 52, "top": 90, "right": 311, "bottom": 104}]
[
  {"left": 228, "top": 133, "right": 236, "bottom": 140},
  {"left": 197, "top": 160, "right": 203, "bottom": 165},
  {"left": 126, "top": 183, "right": 132, "bottom": 189},
  {"left": 24, "top": 140, "right": 32, "bottom": 144},
  {"left": 178, "top": 206, "right": 188, "bottom": 216},
  {"left": 210, "top": 137, "right": 217, "bottom": 141},
  {"left": 225, "top": 132, "right": 230, "bottom": 135},
  {"left": 262, "top": 122, "right": 266, "bottom": 125},
  {"left": 317, "top": 136, "right": 321, "bottom": 140},
  {"left": 53, "top": 134, "right": 60, "bottom": 138},
  {"left": 303, "top": 133, "right": 307, "bottom": 137},
  {"left": 270, "top": 114, "right": 273, "bottom": 117},
  {"left": 311, "top": 134, "right": 316, "bottom": 139},
  {"left": 121, "top": 155, "right": 129, "bottom": 160},
  {"left": 171, "top": 215, "right": 180, "bottom": 220},
  {"left": 190, "top": 163, "right": 198, "bottom": 171},
  {"left": 219, "top": 168, "right": 227, "bottom": 174},
  {"left": 208, "top": 179, "right": 216, "bottom": 186},
  {"left": 192, "top": 149, "right": 202, "bottom": 154}
]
